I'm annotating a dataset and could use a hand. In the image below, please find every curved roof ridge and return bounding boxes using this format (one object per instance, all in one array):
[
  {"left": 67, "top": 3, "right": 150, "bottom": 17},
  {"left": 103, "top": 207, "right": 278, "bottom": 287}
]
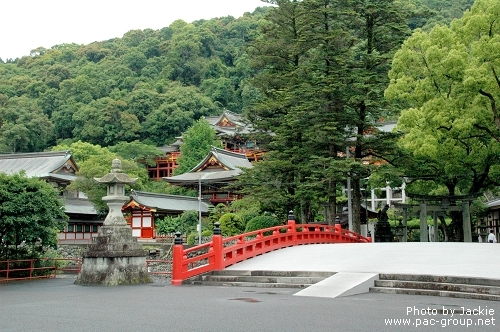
[
  {"left": 0, "top": 150, "right": 76, "bottom": 178},
  {"left": 132, "top": 190, "right": 200, "bottom": 201},
  {"left": 210, "top": 146, "right": 247, "bottom": 158},
  {"left": 0, "top": 150, "right": 71, "bottom": 159}
]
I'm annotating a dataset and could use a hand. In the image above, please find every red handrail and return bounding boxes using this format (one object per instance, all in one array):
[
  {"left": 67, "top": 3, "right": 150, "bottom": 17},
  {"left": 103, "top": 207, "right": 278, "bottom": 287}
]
[
  {"left": 0, "top": 258, "right": 82, "bottom": 282},
  {"left": 172, "top": 220, "right": 371, "bottom": 285}
]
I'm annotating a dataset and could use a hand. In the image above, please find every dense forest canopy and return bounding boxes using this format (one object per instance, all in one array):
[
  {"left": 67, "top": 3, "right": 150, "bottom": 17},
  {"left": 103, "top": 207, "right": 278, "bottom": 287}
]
[
  {"left": 0, "top": 8, "right": 269, "bottom": 152},
  {"left": 0, "top": 2, "right": 474, "bottom": 154}
]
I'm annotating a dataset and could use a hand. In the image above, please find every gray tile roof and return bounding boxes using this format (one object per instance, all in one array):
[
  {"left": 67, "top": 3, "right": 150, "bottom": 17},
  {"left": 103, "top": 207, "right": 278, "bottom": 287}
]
[
  {"left": 63, "top": 198, "right": 98, "bottom": 215},
  {"left": 376, "top": 121, "right": 398, "bottom": 133},
  {"left": 0, "top": 151, "right": 77, "bottom": 179},
  {"left": 487, "top": 199, "right": 500, "bottom": 209},
  {"left": 204, "top": 110, "right": 253, "bottom": 136},
  {"left": 193, "top": 147, "right": 252, "bottom": 171},
  {"left": 128, "top": 191, "right": 209, "bottom": 214},
  {"left": 164, "top": 169, "right": 244, "bottom": 184},
  {"left": 163, "top": 147, "right": 252, "bottom": 184}
]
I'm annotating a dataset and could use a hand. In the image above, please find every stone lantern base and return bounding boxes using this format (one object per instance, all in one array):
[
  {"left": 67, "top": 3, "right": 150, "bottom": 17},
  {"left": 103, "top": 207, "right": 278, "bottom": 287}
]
[{"left": 75, "top": 226, "right": 151, "bottom": 286}]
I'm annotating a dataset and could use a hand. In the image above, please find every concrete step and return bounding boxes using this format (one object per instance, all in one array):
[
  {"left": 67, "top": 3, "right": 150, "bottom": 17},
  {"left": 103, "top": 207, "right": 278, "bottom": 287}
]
[
  {"left": 374, "top": 280, "right": 500, "bottom": 295},
  {"left": 379, "top": 274, "right": 500, "bottom": 287},
  {"left": 370, "top": 287, "right": 500, "bottom": 301},
  {"left": 371, "top": 274, "right": 500, "bottom": 302},
  {"left": 188, "top": 280, "right": 313, "bottom": 288},
  {"left": 195, "top": 275, "right": 326, "bottom": 284},
  {"left": 183, "top": 270, "right": 335, "bottom": 288},
  {"left": 213, "top": 270, "right": 335, "bottom": 278}
]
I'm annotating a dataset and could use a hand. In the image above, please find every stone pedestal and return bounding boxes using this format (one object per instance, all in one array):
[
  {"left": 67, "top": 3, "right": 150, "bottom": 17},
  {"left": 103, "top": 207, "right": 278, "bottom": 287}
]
[
  {"left": 75, "top": 158, "right": 151, "bottom": 286},
  {"left": 75, "top": 226, "right": 151, "bottom": 285}
]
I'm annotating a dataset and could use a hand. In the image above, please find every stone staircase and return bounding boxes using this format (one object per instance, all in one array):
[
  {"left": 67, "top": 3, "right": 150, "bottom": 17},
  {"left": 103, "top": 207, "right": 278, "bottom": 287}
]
[
  {"left": 370, "top": 274, "right": 500, "bottom": 301},
  {"left": 183, "top": 270, "right": 335, "bottom": 288}
]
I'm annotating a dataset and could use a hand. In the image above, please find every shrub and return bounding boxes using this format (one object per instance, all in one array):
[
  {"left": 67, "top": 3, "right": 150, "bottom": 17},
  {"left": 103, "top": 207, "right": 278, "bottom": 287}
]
[
  {"left": 245, "top": 215, "right": 281, "bottom": 233},
  {"left": 219, "top": 213, "right": 245, "bottom": 236}
]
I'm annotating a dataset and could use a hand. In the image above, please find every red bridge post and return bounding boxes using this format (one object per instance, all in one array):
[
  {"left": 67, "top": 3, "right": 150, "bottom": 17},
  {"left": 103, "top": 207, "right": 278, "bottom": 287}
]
[
  {"left": 212, "top": 222, "right": 223, "bottom": 270},
  {"left": 287, "top": 210, "right": 297, "bottom": 246},
  {"left": 172, "top": 232, "right": 184, "bottom": 286}
]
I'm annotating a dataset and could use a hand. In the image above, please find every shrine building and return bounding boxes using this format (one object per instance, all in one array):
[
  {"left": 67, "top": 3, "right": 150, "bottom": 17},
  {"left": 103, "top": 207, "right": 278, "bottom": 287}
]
[
  {"left": 147, "top": 110, "right": 263, "bottom": 180},
  {"left": 163, "top": 146, "right": 252, "bottom": 205}
]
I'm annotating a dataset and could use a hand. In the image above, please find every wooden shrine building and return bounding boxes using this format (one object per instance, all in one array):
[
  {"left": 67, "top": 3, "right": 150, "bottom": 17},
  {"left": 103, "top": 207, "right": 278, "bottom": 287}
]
[
  {"left": 163, "top": 147, "right": 252, "bottom": 205},
  {"left": 146, "top": 110, "right": 263, "bottom": 180},
  {"left": 122, "top": 190, "right": 210, "bottom": 239}
]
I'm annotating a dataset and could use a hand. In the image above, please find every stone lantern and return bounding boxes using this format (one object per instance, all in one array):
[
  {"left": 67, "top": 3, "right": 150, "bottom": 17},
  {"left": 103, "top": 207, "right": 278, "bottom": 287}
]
[{"left": 75, "top": 159, "right": 151, "bottom": 285}]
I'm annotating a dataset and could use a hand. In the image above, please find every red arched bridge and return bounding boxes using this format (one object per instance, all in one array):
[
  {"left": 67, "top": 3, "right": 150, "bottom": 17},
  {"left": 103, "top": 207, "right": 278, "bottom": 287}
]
[{"left": 172, "top": 214, "right": 371, "bottom": 285}]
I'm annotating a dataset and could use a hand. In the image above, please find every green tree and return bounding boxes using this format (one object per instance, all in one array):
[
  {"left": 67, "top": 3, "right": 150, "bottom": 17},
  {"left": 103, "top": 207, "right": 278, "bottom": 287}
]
[
  {"left": 0, "top": 172, "right": 68, "bottom": 260},
  {"left": 209, "top": 203, "right": 230, "bottom": 228},
  {"left": 72, "top": 97, "right": 141, "bottom": 146},
  {"left": 164, "top": 24, "right": 204, "bottom": 85},
  {"left": 0, "top": 96, "right": 54, "bottom": 152},
  {"left": 155, "top": 216, "right": 181, "bottom": 235},
  {"left": 156, "top": 210, "right": 199, "bottom": 235},
  {"left": 142, "top": 103, "right": 194, "bottom": 145},
  {"left": 244, "top": 0, "right": 411, "bottom": 230},
  {"left": 108, "top": 141, "right": 164, "bottom": 166},
  {"left": 175, "top": 119, "right": 223, "bottom": 174},
  {"left": 219, "top": 213, "right": 245, "bottom": 236},
  {"left": 385, "top": 0, "right": 500, "bottom": 240},
  {"left": 229, "top": 196, "right": 261, "bottom": 226}
]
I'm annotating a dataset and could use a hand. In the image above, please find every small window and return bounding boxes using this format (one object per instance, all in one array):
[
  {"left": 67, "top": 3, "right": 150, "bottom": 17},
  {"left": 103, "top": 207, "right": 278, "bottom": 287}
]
[
  {"left": 76, "top": 225, "right": 82, "bottom": 232},
  {"left": 84, "top": 225, "right": 90, "bottom": 233},
  {"left": 68, "top": 225, "right": 74, "bottom": 232},
  {"left": 92, "top": 225, "right": 98, "bottom": 232}
]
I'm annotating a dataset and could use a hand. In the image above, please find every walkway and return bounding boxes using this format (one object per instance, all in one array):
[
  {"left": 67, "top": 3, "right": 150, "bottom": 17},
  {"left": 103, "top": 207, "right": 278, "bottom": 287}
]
[{"left": 226, "top": 242, "right": 500, "bottom": 280}]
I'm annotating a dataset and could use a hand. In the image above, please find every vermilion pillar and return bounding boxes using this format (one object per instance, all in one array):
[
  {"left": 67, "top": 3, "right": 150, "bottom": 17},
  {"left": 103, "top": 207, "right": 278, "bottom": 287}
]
[
  {"left": 212, "top": 222, "right": 223, "bottom": 270},
  {"left": 171, "top": 232, "right": 184, "bottom": 286}
]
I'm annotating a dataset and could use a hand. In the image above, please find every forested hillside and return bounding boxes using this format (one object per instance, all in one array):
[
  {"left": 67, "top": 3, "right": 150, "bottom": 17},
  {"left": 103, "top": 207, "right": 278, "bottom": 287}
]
[
  {"left": 0, "top": 1, "right": 474, "bottom": 155},
  {"left": 0, "top": 8, "right": 268, "bottom": 152}
]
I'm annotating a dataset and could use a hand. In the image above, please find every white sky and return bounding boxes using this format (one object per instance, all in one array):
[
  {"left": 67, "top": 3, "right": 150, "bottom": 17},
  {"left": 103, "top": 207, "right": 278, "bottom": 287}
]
[{"left": 0, "top": 0, "right": 270, "bottom": 60}]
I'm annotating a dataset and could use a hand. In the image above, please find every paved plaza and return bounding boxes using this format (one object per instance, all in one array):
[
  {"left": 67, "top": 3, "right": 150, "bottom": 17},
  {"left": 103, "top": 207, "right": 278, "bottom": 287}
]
[{"left": 1, "top": 242, "right": 500, "bottom": 332}]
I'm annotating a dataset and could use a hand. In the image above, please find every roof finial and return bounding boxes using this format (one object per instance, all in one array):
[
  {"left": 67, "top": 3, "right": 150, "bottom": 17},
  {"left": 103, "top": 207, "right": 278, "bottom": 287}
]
[{"left": 111, "top": 158, "right": 121, "bottom": 173}]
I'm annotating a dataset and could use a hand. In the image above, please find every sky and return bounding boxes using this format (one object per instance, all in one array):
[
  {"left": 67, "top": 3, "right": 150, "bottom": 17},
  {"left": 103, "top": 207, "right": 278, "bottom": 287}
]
[{"left": 0, "top": 0, "right": 270, "bottom": 60}]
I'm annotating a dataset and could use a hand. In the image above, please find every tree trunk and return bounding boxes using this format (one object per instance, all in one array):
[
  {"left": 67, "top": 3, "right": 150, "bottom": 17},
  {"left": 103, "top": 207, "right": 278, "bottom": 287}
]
[
  {"left": 352, "top": 178, "right": 361, "bottom": 233},
  {"left": 328, "top": 180, "right": 336, "bottom": 226}
]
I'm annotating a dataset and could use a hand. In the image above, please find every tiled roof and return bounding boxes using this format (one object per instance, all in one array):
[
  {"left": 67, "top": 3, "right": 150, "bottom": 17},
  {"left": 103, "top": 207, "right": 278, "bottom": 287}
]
[
  {"left": 63, "top": 198, "right": 98, "bottom": 215},
  {"left": 204, "top": 110, "right": 253, "bottom": 136},
  {"left": 164, "top": 169, "right": 243, "bottom": 184},
  {"left": 376, "top": 122, "right": 398, "bottom": 133},
  {"left": 0, "top": 151, "right": 77, "bottom": 179},
  {"left": 193, "top": 147, "right": 252, "bottom": 171},
  {"left": 127, "top": 191, "right": 209, "bottom": 213},
  {"left": 163, "top": 147, "right": 252, "bottom": 184}
]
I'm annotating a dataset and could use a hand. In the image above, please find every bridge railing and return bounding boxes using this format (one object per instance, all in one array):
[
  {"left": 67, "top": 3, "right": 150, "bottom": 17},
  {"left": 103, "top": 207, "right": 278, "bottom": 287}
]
[{"left": 172, "top": 215, "right": 371, "bottom": 285}]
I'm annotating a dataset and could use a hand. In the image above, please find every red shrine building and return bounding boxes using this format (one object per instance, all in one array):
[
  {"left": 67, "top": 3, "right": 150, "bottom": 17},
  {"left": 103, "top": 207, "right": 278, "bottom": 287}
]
[
  {"left": 122, "top": 191, "right": 210, "bottom": 239},
  {"left": 163, "top": 147, "right": 253, "bottom": 205},
  {"left": 146, "top": 110, "right": 263, "bottom": 181}
]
